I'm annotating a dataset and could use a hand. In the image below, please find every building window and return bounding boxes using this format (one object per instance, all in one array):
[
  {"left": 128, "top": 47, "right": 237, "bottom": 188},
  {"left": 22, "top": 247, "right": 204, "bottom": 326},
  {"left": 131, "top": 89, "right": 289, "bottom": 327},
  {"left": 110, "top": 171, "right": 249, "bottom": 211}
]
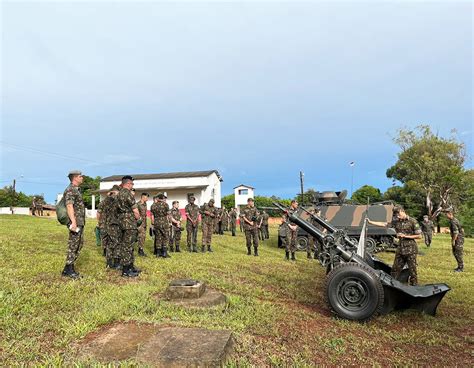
[{"left": 239, "top": 189, "right": 248, "bottom": 195}]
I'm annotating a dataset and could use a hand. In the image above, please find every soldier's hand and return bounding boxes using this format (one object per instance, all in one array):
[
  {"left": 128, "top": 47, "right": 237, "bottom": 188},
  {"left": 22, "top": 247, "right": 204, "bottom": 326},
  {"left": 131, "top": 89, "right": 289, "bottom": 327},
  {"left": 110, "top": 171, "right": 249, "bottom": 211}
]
[{"left": 397, "top": 233, "right": 405, "bottom": 239}]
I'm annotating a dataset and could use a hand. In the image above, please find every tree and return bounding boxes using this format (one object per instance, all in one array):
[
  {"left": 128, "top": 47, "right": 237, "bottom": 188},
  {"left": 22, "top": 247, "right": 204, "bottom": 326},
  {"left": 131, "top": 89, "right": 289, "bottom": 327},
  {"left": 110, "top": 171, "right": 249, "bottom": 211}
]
[
  {"left": 383, "top": 184, "right": 425, "bottom": 220},
  {"left": 351, "top": 185, "right": 383, "bottom": 204},
  {"left": 221, "top": 194, "right": 235, "bottom": 209},
  {"left": 457, "top": 169, "right": 474, "bottom": 237},
  {"left": 0, "top": 186, "right": 34, "bottom": 207},
  {"left": 295, "top": 189, "right": 318, "bottom": 205},
  {"left": 387, "top": 125, "right": 466, "bottom": 219},
  {"left": 79, "top": 176, "right": 101, "bottom": 209}
]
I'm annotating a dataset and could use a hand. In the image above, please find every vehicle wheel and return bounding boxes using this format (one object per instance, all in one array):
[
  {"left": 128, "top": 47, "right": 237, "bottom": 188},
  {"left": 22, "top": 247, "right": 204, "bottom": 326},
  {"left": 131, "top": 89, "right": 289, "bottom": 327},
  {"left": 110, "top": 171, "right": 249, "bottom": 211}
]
[
  {"left": 325, "top": 263, "right": 384, "bottom": 321},
  {"left": 365, "top": 237, "right": 377, "bottom": 254},
  {"left": 296, "top": 236, "right": 309, "bottom": 251}
]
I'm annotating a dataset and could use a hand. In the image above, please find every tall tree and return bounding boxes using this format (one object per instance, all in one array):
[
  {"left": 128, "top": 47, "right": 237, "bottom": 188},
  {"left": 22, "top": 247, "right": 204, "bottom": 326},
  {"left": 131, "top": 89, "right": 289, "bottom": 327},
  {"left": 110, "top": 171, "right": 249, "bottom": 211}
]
[
  {"left": 386, "top": 125, "right": 466, "bottom": 219},
  {"left": 351, "top": 185, "right": 383, "bottom": 204},
  {"left": 79, "top": 176, "right": 101, "bottom": 209}
]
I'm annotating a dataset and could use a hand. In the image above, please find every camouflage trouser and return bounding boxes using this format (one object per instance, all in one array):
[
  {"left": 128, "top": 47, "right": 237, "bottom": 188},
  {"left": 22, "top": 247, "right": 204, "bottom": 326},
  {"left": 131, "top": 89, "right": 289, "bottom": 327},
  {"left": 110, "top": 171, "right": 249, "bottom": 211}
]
[
  {"left": 285, "top": 229, "right": 297, "bottom": 253},
  {"left": 120, "top": 229, "right": 137, "bottom": 267},
  {"left": 423, "top": 232, "right": 433, "bottom": 246},
  {"left": 245, "top": 228, "right": 259, "bottom": 248},
  {"left": 169, "top": 226, "right": 182, "bottom": 249},
  {"left": 391, "top": 252, "right": 417, "bottom": 285},
  {"left": 137, "top": 224, "right": 146, "bottom": 251},
  {"left": 66, "top": 227, "right": 84, "bottom": 265},
  {"left": 186, "top": 223, "right": 198, "bottom": 249},
  {"left": 154, "top": 226, "right": 169, "bottom": 251},
  {"left": 202, "top": 222, "right": 213, "bottom": 246},
  {"left": 452, "top": 236, "right": 464, "bottom": 269},
  {"left": 230, "top": 221, "right": 236, "bottom": 235},
  {"left": 106, "top": 225, "right": 121, "bottom": 262},
  {"left": 263, "top": 225, "right": 269, "bottom": 239},
  {"left": 239, "top": 220, "right": 243, "bottom": 232},
  {"left": 258, "top": 226, "right": 265, "bottom": 241}
]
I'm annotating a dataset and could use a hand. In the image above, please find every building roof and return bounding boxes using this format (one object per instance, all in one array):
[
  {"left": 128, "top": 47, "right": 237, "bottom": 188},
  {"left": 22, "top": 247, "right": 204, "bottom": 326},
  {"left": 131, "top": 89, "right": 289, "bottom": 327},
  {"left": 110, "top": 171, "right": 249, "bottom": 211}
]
[
  {"left": 93, "top": 185, "right": 207, "bottom": 194},
  {"left": 234, "top": 184, "right": 254, "bottom": 189},
  {"left": 101, "top": 170, "right": 222, "bottom": 182}
]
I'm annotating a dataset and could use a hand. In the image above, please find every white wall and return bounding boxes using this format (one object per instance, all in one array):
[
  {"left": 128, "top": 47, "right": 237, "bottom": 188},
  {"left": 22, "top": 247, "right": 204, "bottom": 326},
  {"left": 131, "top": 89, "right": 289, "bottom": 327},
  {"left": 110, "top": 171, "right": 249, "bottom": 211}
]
[
  {"left": 234, "top": 186, "right": 254, "bottom": 206},
  {"left": 0, "top": 207, "right": 30, "bottom": 215}
]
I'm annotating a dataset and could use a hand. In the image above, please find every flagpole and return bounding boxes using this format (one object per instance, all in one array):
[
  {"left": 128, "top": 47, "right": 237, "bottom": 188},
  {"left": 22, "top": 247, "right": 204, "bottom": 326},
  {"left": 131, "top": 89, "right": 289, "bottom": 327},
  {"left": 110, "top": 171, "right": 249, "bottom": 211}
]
[{"left": 350, "top": 162, "right": 355, "bottom": 198}]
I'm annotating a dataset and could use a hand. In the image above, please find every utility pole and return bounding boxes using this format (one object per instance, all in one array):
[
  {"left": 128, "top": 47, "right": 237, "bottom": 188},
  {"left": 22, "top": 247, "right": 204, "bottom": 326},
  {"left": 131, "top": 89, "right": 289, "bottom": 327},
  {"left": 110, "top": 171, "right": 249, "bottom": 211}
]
[
  {"left": 300, "top": 171, "right": 304, "bottom": 206},
  {"left": 350, "top": 162, "right": 355, "bottom": 198}
]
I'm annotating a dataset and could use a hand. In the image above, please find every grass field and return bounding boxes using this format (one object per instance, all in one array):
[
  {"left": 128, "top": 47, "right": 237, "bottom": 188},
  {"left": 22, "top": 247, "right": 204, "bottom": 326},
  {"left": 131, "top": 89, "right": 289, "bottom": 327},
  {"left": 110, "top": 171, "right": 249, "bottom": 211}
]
[{"left": 0, "top": 215, "right": 472, "bottom": 366}]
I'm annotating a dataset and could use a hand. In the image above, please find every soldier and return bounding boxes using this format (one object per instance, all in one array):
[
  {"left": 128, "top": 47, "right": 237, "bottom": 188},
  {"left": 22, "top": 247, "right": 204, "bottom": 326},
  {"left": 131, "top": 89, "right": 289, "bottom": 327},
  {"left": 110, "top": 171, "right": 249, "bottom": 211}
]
[
  {"left": 221, "top": 206, "right": 229, "bottom": 234},
  {"left": 257, "top": 211, "right": 265, "bottom": 241},
  {"left": 242, "top": 198, "right": 260, "bottom": 256},
  {"left": 136, "top": 193, "right": 149, "bottom": 257},
  {"left": 31, "top": 196, "right": 37, "bottom": 216},
  {"left": 261, "top": 210, "right": 270, "bottom": 239},
  {"left": 214, "top": 207, "right": 222, "bottom": 234},
  {"left": 239, "top": 212, "right": 244, "bottom": 232},
  {"left": 116, "top": 176, "right": 142, "bottom": 277},
  {"left": 185, "top": 196, "right": 200, "bottom": 252},
  {"left": 229, "top": 208, "right": 237, "bottom": 236},
  {"left": 420, "top": 215, "right": 435, "bottom": 247},
  {"left": 169, "top": 200, "right": 182, "bottom": 252},
  {"left": 61, "top": 170, "right": 86, "bottom": 279},
  {"left": 445, "top": 209, "right": 464, "bottom": 272},
  {"left": 37, "top": 198, "right": 44, "bottom": 216},
  {"left": 97, "top": 185, "right": 121, "bottom": 268},
  {"left": 307, "top": 208, "right": 325, "bottom": 259},
  {"left": 200, "top": 198, "right": 217, "bottom": 252},
  {"left": 150, "top": 193, "right": 171, "bottom": 258},
  {"left": 283, "top": 200, "right": 299, "bottom": 261},
  {"left": 369, "top": 206, "right": 421, "bottom": 285}
]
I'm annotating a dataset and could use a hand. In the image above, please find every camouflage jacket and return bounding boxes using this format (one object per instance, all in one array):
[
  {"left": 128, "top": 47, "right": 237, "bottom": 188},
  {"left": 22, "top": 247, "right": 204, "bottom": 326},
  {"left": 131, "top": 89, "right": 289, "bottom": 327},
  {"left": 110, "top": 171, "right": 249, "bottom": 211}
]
[
  {"left": 229, "top": 210, "right": 237, "bottom": 221},
  {"left": 151, "top": 201, "right": 170, "bottom": 229},
  {"left": 200, "top": 203, "right": 217, "bottom": 225},
  {"left": 116, "top": 187, "right": 138, "bottom": 230},
  {"left": 99, "top": 195, "right": 120, "bottom": 228},
  {"left": 420, "top": 220, "right": 435, "bottom": 234},
  {"left": 97, "top": 198, "right": 107, "bottom": 229},
  {"left": 221, "top": 209, "right": 229, "bottom": 224},
  {"left": 390, "top": 216, "right": 421, "bottom": 255},
  {"left": 242, "top": 205, "right": 260, "bottom": 230},
  {"left": 137, "top": 201, "right": 148, "bottom": 227},
  {"left": 262, "top": 212, "right": 270, "bottom": 225},
  {"left": 63, "top": 184, "right": 85, "bottom": 226},
  {"left": 449, "top": 218, "right": 464, "bottom": 240},
  {"left": 185, "top": 203, "right": 200, "bottom": 224},
  {"left": 170, "top": 207, "right": 182, "bottom": 228}
]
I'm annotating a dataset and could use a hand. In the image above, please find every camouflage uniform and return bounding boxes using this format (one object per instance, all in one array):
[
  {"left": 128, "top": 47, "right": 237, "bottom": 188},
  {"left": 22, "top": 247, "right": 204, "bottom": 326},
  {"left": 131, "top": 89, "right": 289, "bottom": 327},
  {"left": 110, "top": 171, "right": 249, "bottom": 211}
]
[
  {"left": 214, "top": 208, "right": 223, "bottom": 234},
  {"left": 63, "top": 184, "right": 86, "bottom": 265},
  {"left": 283, "top": 213, "right": 297, "bottom": 255},
  {"left": 449, "top": 217, "right": 464, "bottom": 271},
  {"left": 136, "top": 201, "right": 148, "bottom": 253},
  {"left": 242, "top": 205, "right": 260, "bottom": 254},
  {"left": 229, "top": 209, "right": 237, "bottom": 236},
  {"left": 151, "top": 201, "right": 170, "bottom": 256},
  {"left": 116, "top": 187, "right": 138, "bottom": 267},
  {"left": 257, "top": 213, "right": 265, "bottom": 241},
  {"left": 420, "top": 219, "right": 435, "bottom": 247},
  {"left": 185, "top": 202, "right": 200, "bottom": 251},
  {"left": 390, "top": 217, "right": 421, "bottom": 285},
  {"left": 169, "top": 207, "right": 182, "bottom": 251},
  {"left": 97, "top": 199, "right": 107, "bottom": 252},
  {"left": 221, "top": 208, "right": 229, "bottom": 232},
  {"left": 201, "top": 202, "right": 217, "bottom": 251},
  {"left": 99, "top": 194, "right": 121, "bottom": 265},
  {"left": 262, "top": 212, "right": 270, "bottom": 239}
]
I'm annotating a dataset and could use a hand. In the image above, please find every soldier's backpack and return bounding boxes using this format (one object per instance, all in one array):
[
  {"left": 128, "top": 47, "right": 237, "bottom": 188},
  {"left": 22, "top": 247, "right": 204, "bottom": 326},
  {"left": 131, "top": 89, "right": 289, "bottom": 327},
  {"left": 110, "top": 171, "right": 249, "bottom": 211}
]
[{"left": 56, "top": 196, "right": 69, "bottom": 225}]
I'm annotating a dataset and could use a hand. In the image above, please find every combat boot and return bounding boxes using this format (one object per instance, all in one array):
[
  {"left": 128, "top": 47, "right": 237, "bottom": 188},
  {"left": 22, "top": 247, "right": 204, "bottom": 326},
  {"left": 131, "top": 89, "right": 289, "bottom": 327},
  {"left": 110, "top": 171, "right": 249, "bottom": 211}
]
[
  {"left": 130, "top": 264, "right": 142, "bottom": 273},
  {"left": 113, "top": 258, "right": 121, "bottom": 269},
  {"left": 61, "top": 264, "right": 76, "bottom": 278},
  {"left": 254, "top": 247, "right": 258, "bottom": 256},
  {"left": 106, "top": 258, "right": 114, "bottom": 269},
  {"left": 192, "top": 245, "right": 198, "bottom": 253},
  {"left": 285, "top": 251, "right": 290, "bottom": 261},
  {"left": 247, "top": 247, "right": 252, "bottom": 255},
  {"left": 162, "top": 247, "right": 171, "bottom": 258},
  {"left": 176, "top": 245, "right": 181, "bottom": 253},
  {"left": 307, "top": 252, "right": 312, "bottom": 259},
  {"left": 103, "top": 248, "right": 106, "bottom": 257},
  {"left": 122, "top": 265, "right": 139, "bottom": 278},
  {"left": 138, "top": 248, "right": 147, "bottom": 257},
  {"left": 201, "top": 245, "right": 206, "bottom": 253},
  {"left": 207, "top": 245, "right": 213, "bottom": 252},
  {"left": 291, "top": 252, "right": 296, "bottom": 261},
  {"left": 169, "top": 245, "right": 175, "bottom": 252}
]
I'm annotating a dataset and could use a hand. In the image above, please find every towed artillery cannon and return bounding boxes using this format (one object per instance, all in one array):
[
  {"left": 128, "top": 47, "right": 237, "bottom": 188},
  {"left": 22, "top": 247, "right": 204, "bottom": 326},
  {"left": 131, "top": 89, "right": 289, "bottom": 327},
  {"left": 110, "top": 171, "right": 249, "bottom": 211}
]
[{"left": 274, "top": 202, "right": 450, "bottom": 321}]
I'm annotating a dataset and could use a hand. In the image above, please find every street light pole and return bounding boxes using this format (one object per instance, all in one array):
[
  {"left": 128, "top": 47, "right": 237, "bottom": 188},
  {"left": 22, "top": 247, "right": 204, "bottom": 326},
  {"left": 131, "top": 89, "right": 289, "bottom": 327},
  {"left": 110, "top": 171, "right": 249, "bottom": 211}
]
[{"left": 350, "top": 162, "right": 355, "bottom": 198}]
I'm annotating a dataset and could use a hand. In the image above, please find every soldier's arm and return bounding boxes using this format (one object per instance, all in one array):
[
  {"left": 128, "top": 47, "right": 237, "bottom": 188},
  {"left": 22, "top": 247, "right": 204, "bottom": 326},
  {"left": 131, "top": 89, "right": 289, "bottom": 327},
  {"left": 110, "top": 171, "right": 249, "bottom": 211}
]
[
  {"left": 367, "top": 220, "right": 388, "bottom": 227},
  {"left": 66, "top": 204, "right": 77, "bottom": 229}
]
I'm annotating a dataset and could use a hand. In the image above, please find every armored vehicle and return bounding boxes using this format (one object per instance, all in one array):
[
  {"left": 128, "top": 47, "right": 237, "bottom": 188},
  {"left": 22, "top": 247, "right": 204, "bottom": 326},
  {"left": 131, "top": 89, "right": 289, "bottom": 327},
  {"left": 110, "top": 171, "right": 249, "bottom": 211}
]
[
  {"left": 274, "top": 202, "right": 450, "bottom": 321},
  {"left": 278, "top": 190, "right": 396, "bottom": 253}
]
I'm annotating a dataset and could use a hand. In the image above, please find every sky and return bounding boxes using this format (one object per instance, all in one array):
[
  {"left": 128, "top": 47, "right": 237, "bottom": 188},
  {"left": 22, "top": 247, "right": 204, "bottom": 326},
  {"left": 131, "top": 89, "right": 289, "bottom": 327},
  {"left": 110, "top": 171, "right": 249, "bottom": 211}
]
[{"left": 1, "top": 1, "right": 472, "bottom": 204}]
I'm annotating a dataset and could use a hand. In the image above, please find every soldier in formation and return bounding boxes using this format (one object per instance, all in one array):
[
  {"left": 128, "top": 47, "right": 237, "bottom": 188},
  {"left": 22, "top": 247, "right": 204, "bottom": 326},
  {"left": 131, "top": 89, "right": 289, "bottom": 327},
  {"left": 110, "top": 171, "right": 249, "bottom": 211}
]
[
  {"left": 445, "top": 209, "right": 464, "bottom": 272},
  {"left": 136, "top": 193, "right": 149, "bottom": 257},
  {"left": 242, "top": 198, "right": 260, "bottom": 256},
  {"left": 97, "top": 185, "right": 121, "bottom": 269},
  {"left": 282, "top": 200, "right": 299, "bottom": 261},
  {"left": 31, "top": 196, "right": 37, "bottom": 216},
  {"left": 185, "top": 196, "right": 200, "bottom": 252},
  {"left": 420, "top": 215, "right": 435, "bottom": 247},
  {"left": 228, "top": 207, "right": 237, "bottom": 236},
  {"left": 151, "top": 193, "right": 171, "bottom": 258},
  {"left": 201, "top": 198, "right": 217, "bottom": 252},
  {"left": 257, "top": 211, "right": 265, "bottom": 241},
  {"left": 169, "top": 200, "right": 182, "bottom": 252},
  {"left": 369, "top": 206, "right": 421, "bottom": 285},
  {"left": 61, "top": 170, "right": 86, "bottom": 278},
  {"left": 221, "top": 206, "right": 229, "bottom": 233},
  {"left": 261, "top": 210, "right": 270, "bottom": 239}
]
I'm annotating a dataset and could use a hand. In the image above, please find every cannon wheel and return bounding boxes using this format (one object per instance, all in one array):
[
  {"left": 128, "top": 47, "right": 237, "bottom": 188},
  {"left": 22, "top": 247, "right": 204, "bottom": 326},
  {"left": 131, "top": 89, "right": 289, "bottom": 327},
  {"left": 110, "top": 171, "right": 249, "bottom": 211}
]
[
  {"left": 325, "top": 263, "right": 384, "bottom": 321},
  {"left": 365, "top": 237, "right": 377, "bottom": 254},
  {"left": 296, "top": 236, "right": 309, "bottom": 251}
]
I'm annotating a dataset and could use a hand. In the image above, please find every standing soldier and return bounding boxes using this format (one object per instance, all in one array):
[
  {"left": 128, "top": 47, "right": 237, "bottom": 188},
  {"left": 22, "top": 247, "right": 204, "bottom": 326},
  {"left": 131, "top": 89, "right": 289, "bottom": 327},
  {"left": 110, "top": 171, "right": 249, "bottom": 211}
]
[
  {"left": 169, "top": 201, "right": 182, "bottom": 252},
  {"left": 61, "top": 170, "right": 86, "bottom": 279},
  {"left": 185, "top": 196, "right": 200, "bottom": 252},
  {"left": 31, "top": 196, "right": 37, "bottom": 216},
  {"left": 239, "top": 213, "right": 244, "bottom": 232},
  {"left": 37, "top": 198, "right": 44, "bottom": 216},
  {"left": 98, "top": 185, "right": 121, "bottom": 268},
  {"left": 214, "top": 207, "right": 222, "bottom": 234},
  {"left": 242, "top": 198, "right": 260, "bottom": 256},
  {"left": 420, "top": 215, "right": 435, "bottom": 247},
  {"left": 283, "top": 200, "right": 299, "bottom": 261},
  {"left": 445, "top": 209, "right": 464, "bottom": 272},
  {"left": 150, "top": 193, "right": 171, "bottom": 258},
  {"left": 257, "top": 211, "right": 265, "bottom": 242},
  {"left": 116, "top": 176, "right": 141, "bottom": 277},
  {"left": 136, "top": 193, "right": 149, "bottom": 257},
  {"left": 369, "top": 206, "right": 421, "bottom": 285},
  {"left": 262, "top": 210, "right": 270, "bottom": 239},
  {"left": 221, "top": 206, "right": 229, "bottom": 233},
  {"left": 229, "top": 208, "right": 237, "bottom": 236},
  {"left": 201, "top": 199, "right": 217, "bottom": 252}
]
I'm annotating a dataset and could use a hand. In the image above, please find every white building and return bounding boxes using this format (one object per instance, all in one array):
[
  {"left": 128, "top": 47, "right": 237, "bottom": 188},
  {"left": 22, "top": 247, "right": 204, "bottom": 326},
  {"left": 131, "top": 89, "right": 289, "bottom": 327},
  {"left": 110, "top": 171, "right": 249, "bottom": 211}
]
[
  {"left": 234, "top": 184, "right": 255, "bottom": 213},
  {"left": 96, "top": 170, "right": 222, "bottom": 213}
]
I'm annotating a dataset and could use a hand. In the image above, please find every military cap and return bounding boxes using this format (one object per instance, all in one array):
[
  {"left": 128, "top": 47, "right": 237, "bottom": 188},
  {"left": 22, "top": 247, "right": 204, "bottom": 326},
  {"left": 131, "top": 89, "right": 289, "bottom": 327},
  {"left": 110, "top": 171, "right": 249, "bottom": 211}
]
[
  {"left": 392, "top": 206, "right": 404, "bottom": 215},
  {"left": 209, "top": 198, "right": 215, "bottom": 203},
  {"left": 68, "top": 170, "right": 82, "bottom": 177},
  {"left": 157, "top": 193, "right": 165, "bottom": 199},
  {"left": 189, "top": 195, "right": 195, "bottom": 200},
  {"left": 247, "top": 198, "right": 254, "bottom": 202},
  {"left": 122, "top": 175, "right": 134, "bottom": 181}
]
